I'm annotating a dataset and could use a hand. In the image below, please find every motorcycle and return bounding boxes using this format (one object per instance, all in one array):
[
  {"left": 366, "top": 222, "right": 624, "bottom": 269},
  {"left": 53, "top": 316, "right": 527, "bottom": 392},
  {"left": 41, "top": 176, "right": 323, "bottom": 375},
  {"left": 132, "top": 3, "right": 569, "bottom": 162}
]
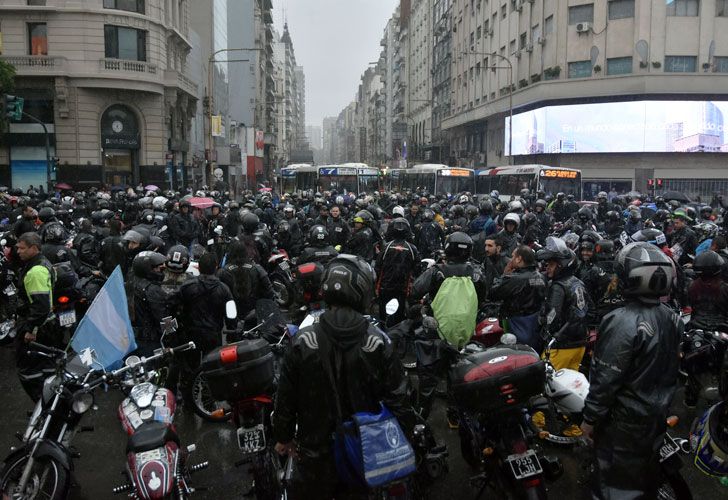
[
  {"left": 197, "top": 300, "right": 290, "bottom": 499},
  {"left": 113, "top": 328, "right": 207, "bottom": 499},
  {"left": 681, "top": 329, "right": 728, "bottom": 406},
  {"left": 267, "top": 248, "right": 295, "bottom": 308},
  {"left": 449, "top": 336, "right": 561, "bottom": 499}
]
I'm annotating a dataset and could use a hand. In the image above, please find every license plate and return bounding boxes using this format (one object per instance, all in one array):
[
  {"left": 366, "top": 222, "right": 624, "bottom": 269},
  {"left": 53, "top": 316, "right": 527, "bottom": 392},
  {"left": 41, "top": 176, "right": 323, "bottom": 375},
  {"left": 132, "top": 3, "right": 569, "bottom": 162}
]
[
  {"left": 279, "top": 261, "right": 289, "bottom": 271},
  {"left": 659, "top": 435, "right": 680, "bottom": 463},
  {"left": 136, "top": 448, "right": 164, "bottom": 463},
  {"left": 507, "top": 449, "right": 543, "bottom": 480},
  {"left": 58, "top": 310, "right": 76, "bottom": 327},
  {"left": 237, "top": 424, "right": 266, "bottom": 454},
  {"left": 3, "top": 284, "right": 15, "bottom": 296}
]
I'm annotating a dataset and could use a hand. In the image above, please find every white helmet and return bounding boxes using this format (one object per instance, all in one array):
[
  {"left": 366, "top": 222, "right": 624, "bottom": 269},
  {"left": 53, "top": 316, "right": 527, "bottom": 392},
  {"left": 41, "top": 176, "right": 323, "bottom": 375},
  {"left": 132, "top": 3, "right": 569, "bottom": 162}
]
[
  {"left": 195, "top": 190, "right": 206, "bottom": 198},
  {"left": 392, "top": 205, "right": 405, "bottom": 217},
  {"left": 509, "top": 200, "right": 523, "bottom": 212},
  {"left": 152, "top": 196, "right": 168, "bottom": 210},
  {"left": 459, "top": 194, "right": 469, "bottom": 204},
  {"left": 504, "top": 212, "right": 520, "bottom": 228}
]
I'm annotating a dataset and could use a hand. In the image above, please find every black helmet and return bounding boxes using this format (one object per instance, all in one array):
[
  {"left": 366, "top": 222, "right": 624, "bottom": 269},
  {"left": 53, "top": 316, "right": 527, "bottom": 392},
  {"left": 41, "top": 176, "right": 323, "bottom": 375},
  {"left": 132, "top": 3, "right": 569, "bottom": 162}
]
[
  {"left": 537, "top": 236, "right": 576, "bottom": 268},
  {"left": 628, "top": 208, "right": 641, "bottom": 221},
  {"left": 595, "top": 240, "right": 615, "bottom": 261},
  {"left": 122, "top": 229, "right": 147, "bottom": 248},
  {"left": 694, "top": 250, "right": 724, "bottom": 278},
  {"left": 242, "top": 212, "right": 260, "bottom": 233},
  {"left": 631, "top": 228, "right": 667, "bottom": 247},
  {"left": 42, "top": 223, "right": 66, "bottom": 244},
  {"left": 309, "top": 224, "right": 329, "bottom": 246},
  {"left": 614, "top": 242, "right": 674, "bottom": 303},
  {"left": 523, "top": 212, "right": 537, "bottom": 225},
  {"left": 353, "top": 210, "right": 373, "bottom": 224},
  {"left": 479, "top": 200, "right": 493, "bottom": 215},
  {"left": 606, "top": 210, "right": 621, "bottom": 223},
  {"left": 166, "top": 245, "right": 189, "bottom": 273},
  {"left": 597, "top": 191, "right": 608, "bottom": 201},
  {"left": 444, "top": 232, "right": 473, "bottom": 262},
  {"left": 389, "top": 217, "right": 411, "bottom": 239},
  {"left": 38, "top": 207, "right": 55, "bottom": 223},
  {"left": 700, "top": 205, "right": 713, "bottom": 218},
  {"left": 321, "top": 254, "right": 375, "bottom": 313},
  {"left": 452, "top": 205, "right": 465, "bottom": 217},
  {"left": 421, "top": 209, "right": 435, "bottom": 222},
  {"left": 132, "top": 251, "right": 167, "bottom": 281},
  {"left": 535, "top": 199, "right": 547, "bottom": 210},
  {"left": 577, "top": 206, "right": 592, "bottom": 223}
]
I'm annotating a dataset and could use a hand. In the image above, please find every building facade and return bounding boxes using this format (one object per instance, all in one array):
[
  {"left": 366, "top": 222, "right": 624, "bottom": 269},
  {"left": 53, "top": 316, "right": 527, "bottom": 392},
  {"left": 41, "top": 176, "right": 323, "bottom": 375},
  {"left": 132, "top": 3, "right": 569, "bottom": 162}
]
[
  {"left": 407, "top": 0, "right": 433, "bottom": 162},
  {"left": 0, "top": 0, "right": 198, "bottom": 190},
  {"left": 443, "top": 0, "right": 728, "bottom": 198},
  {"left": 274, "top": 24, "right": 308, "bottom": 166}
]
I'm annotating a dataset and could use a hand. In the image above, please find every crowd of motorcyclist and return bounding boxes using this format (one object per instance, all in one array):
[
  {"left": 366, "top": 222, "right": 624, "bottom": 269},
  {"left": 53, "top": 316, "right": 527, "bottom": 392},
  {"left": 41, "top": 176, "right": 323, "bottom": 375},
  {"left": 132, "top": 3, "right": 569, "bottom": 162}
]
[{"left": 1, "top": 182, "right": 728, "bottom": 498}]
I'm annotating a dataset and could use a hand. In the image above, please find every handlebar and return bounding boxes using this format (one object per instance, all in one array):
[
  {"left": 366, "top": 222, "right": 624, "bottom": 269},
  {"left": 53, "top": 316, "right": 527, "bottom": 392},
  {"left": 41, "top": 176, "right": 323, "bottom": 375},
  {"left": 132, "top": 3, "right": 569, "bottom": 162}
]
[{"left": 28, "top": 342, "right": 66, "bottom": 357}]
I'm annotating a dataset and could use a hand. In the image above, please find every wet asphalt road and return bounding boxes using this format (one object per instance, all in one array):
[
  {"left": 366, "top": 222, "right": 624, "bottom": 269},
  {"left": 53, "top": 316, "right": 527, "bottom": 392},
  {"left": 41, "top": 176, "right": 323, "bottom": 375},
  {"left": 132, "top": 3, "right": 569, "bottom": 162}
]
[{"left": 0, "top": 344, "right": 723, "bottom": 500}]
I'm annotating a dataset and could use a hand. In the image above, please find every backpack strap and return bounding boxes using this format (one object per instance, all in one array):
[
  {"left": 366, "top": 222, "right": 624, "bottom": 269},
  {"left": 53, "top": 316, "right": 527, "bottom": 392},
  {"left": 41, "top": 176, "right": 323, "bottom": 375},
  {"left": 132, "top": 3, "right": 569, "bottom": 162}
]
[{"left": 314, "top": 324, "right": 345, "bottom": 425}]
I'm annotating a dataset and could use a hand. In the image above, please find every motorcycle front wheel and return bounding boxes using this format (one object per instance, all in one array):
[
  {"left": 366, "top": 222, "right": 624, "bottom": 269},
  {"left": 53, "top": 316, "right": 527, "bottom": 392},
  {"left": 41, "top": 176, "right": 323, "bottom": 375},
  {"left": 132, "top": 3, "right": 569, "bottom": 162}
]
[
  {"left": 0, "top": 453, "right": 69, "bottom": 500},
  {"left": 271, "top": 277, "right": 293, "bottom": 308}
]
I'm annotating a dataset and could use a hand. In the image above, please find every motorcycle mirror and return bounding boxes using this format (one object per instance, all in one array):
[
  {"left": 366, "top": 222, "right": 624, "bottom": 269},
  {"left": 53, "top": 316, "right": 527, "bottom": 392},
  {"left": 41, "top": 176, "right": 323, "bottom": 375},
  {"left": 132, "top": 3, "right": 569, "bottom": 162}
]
[
  {"left": 385, "top": 299, "right": 399, "bottom": 316},
  {"left": 125, "top": 355, "right": 141, "bottom": 368},
  {"left": 225, "top": 300, "right": 238, "bottom": 320},
  {"left": 500, "top": 333, "right": 517, "bottom": 345}
]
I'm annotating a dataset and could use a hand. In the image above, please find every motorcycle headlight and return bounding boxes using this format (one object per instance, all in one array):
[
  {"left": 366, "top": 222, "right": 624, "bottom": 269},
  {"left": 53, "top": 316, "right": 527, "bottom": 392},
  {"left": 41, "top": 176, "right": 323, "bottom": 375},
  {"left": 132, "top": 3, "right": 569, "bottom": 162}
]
[{"left": 71, "top": 392, "right": 94, "bottom": 414}]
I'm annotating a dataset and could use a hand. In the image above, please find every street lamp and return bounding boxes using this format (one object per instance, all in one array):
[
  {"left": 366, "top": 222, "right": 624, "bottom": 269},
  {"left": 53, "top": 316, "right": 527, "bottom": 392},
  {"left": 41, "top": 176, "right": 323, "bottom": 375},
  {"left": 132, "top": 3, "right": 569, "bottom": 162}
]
[
  {"left": 207, "top": 48, "right": 263, "bottom": 186},
  {"left": 462, "top": 50, "right": 514, "bottom": 165}
]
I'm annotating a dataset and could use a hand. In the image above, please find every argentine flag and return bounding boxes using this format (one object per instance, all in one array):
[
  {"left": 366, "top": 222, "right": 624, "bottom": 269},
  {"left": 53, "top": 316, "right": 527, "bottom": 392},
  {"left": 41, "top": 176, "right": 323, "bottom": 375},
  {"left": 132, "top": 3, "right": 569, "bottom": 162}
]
[{"left": 70, "top": 266, "right": 136, "bottom": 370}]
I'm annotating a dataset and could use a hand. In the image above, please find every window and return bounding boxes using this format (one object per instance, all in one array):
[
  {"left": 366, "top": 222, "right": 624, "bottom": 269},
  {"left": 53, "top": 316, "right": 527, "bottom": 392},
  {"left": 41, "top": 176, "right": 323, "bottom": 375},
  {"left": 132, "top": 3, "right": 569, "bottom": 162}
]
[
  {"left": 545, "top": 15, "right": 554, "bottom": 34},
  {"left": 714, "top": 57, "right": 728, "bottom": 73},
  {"left": 568, "top": 60, "right": 592, "bottom": 78},
  {"left": 569, "top": 4, "right": 594, "bottom": 24},
  {"left": 607, "top": 56, "right": 632, "bottom": 75},
  {"left": 103, "top": 0, "right": 145, "bottom": 14},
  {"left": 484, "top": 20, "right": 489, "bottom": 35},
  {"left": 717, "top": 0, "right": 728, "bottom": 15},
  {"left": 104, "top": 25, "right": 147, "bottom": 61},
  {"left": 501, "top": 4, "right": 507, "bottom": 19},
  {"left": 476, "top": 26, "right": 481, "bottom": 39},
  {"left": 666, "top": 0, "right": 699, "bottom": 16},
  {"left": 664, "top": 55, "right": 697, "bottom": 72},
  {"left": 27, "top": 23, "right": 47, "bottom": 55},
  {"left": 519, "top": 32, "right": 527, "bottom": 49},
  {"left": 608, "top": 0, "right": 635, "bottom": 19},
  {"left": 27, "top": 0, "right": 46, "bottom": 5}
]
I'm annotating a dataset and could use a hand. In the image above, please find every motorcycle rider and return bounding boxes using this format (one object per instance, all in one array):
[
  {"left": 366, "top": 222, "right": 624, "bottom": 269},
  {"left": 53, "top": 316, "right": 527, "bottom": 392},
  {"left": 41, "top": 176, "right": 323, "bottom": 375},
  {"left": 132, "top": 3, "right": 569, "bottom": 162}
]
[
  {"left": 162, "top": 245, "right": 191, "bottom": 295},
  {"left": 537, "top": 237, "right": 590, "bottom": 371},
  {"left": 415, "top": 209, "right": 446, "bottom": 259},
  {"left": 168, "top": 200, "right": 199, "bottom": 248},
  {"left": 217, "top": 240, "right": 275, "bottom": 321},
  {"left": 72, "top": 218, "right": 100, "bottom": 277},
  {"left": 411, "top": 232, "right": 488, "bottom": 421},
  {"left": 669, "top": 209, "right": 698, "bottom": 266},
  {"left": 14, "top": 232, "right": 54, "bottom": 401},
  {"left": 298, "top": 225, "right": 339, "bottom": 265},
  {"left": 624, "top": 208, "right": 644, "bottom": 235},
  {"left": 345, "top": 210, "right": 377, "bottom": 262},
  {"left": 272, "top": 255, "right": 416, "bottom": 499},
  {"left": 482, "top": 235, "right": 511, "bottom": 289},
  {"left": 496, "top": 213, "right": 521, "bottom": 257},
  {"left": 376, "top": 217, "right": 420, "bottom": 327},
  {"left": 686, "top": 250, "right": 728, "bottom": 333},
  {"left": 468, "top": 200, "right": 497, "bottom": 237},
  {"left": 595, "top": 191, "right": 613, "bottom": 223},
  {"left": 489, "top": 245, "right": 546, "bottom": 351},
  {"left": 326, "top": 205, "right": 350, "bottom": 249},
  {"left": 131, "top": 251, "right": 174, "bottom": 356},
  {"left": 580, "top": 242, "right": 681, "bottom": 499}
]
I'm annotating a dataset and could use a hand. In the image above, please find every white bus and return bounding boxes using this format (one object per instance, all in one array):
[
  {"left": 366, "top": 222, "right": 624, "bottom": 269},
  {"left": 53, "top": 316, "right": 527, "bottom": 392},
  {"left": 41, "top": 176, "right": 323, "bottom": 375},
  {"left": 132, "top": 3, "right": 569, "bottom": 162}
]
[
  {"left": 279, "top": 164, "right": 312, "bottom": 193},
  {"left": 279, "top": 163, "right": 380, "bottom": 195},
  {"left": 476, "top": 165, "right": 582, "bottom": 201},
  {"left": 398, "top": 164, "right": 475, "bottom": 196}
]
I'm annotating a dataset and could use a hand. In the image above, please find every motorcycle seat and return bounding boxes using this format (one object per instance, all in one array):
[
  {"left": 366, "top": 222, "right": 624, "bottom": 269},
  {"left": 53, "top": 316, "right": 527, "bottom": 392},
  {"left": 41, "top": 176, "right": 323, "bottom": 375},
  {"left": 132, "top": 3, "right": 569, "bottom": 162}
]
[{"left": 126, "top": 421, "right": 179, "bottom": 454}]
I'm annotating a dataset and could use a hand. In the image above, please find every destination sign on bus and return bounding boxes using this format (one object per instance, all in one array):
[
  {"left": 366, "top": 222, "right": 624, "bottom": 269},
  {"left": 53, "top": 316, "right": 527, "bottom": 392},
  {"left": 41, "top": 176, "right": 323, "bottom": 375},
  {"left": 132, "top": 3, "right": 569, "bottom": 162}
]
[
  {"left": 320, "top": 168, "right": 356, "bottom": 176},
  {"left": 540, "top": 169, "right": 578, "bottom": 179},
  {"left": 439, "top": 169, "right": 471, "bottom": 177},
  {"left": 358, "top": 168, "right": 378, "bottom": 176}
]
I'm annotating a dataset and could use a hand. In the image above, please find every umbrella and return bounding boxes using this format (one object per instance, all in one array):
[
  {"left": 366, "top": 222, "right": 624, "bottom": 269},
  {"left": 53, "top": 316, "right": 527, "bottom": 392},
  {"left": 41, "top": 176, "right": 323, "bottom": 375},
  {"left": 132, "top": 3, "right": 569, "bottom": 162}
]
[
  {"left": 55, "top": 182, "right": 72, "bottom": 190},
  {"left": 661, "top": 190, "right": 691, "bottom": 203},
  {"left": 626, "top": 190, "right": 641, "bottom": 198},
  {"left": 144, "top": 184, "right": 159, "bottom": 192},
  {"left": 188, "top": 197, "right": 215, "bottom": 209},
  {"left": 258, "top": 187, "right": 272, "bottom": 192}
]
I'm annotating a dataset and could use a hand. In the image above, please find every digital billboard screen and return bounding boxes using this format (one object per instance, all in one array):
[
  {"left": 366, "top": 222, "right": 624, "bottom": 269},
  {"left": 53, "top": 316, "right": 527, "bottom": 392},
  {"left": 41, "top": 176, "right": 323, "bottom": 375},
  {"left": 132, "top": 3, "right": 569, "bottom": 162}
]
[{"left": 505, "top": 100, "right": 728, "bottom": 155}]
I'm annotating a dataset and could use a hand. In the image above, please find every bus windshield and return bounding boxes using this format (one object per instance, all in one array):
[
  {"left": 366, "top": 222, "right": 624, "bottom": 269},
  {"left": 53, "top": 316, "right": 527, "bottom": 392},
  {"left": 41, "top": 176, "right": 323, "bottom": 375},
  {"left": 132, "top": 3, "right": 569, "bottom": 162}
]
[
  {"left": 437, "top": 171, "right": 474, "bottom": 194},
  {"left": 319, "top": 175, "right": 357, "bottom": 193},
  {"left": 281, "top": 177, "right": 296, "bottom": 193},
  {"left": 540, "top": 174, "right": 582, "bottom": 198},
  {"left": 359, "top": 175, "right": 380, "bottom": 193}
]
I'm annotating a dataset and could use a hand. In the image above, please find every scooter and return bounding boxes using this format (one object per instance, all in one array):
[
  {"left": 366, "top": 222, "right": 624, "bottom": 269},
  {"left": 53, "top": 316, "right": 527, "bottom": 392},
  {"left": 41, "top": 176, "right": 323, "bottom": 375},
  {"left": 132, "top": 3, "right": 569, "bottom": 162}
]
[{"left": 113, "top": 321, "right": 208, "bottom": 499}]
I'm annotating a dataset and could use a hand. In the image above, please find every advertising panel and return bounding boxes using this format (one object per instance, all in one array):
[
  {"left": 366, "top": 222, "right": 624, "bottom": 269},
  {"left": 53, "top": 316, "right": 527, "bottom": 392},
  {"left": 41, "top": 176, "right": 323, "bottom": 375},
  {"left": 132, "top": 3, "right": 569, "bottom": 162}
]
[{"left": 505, "top": 100, "right": 728, "bottom": 155}]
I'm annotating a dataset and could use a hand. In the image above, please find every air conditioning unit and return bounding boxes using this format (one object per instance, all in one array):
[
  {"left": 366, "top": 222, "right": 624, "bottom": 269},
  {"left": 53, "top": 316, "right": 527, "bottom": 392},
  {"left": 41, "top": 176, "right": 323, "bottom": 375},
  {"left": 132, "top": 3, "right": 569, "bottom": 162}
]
[
  {"left": 525, "top": 43, "right": 534, "bottom": 53},
  {"left": 576, "top": 22, "right": 592, "bottom": 34},
  {"left": 537, "top": 36, "right": 546, "bottom": 45}
]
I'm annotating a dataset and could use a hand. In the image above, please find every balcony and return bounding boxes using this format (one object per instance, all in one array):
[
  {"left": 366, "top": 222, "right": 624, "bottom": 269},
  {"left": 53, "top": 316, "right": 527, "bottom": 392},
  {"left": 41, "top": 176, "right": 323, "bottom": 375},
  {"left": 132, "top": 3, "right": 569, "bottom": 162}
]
[
  {"left": 1, "top": 55, "right": 66, "bottom": 76},
  {"left": 100, "top": 58, "right": 157, "bottom": 74},
  {"left": 163, "top": 70, "right": 197, "bottom": 97}
]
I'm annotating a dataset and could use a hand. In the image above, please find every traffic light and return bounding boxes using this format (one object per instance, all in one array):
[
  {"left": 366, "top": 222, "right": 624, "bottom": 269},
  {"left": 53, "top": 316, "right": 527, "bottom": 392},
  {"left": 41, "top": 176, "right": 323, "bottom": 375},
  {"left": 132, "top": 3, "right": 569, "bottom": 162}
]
[
  {"left": 647, "top": 179, "right": 654, "bottom": 187},
  {"left": 656, "top": 178, "right": 663, "bottom": 187},
  {"left": 3, "top": 95, "right": 24, "bottom": 121}
]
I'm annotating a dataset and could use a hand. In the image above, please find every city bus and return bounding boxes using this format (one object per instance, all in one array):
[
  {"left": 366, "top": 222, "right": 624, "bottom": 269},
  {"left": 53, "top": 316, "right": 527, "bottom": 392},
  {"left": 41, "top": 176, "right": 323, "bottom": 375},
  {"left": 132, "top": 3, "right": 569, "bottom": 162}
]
[
  {"left": 279, "top": 164, "right": 312, "bottom": 193},
  {"left": 382, "top": 168, "right": 405, "bottom": 192},
  {"left": 476, "top": 165, "right": 582, "bottom": 201},
  {"left": 279, "top": 163, "right": 381, "bottom": 195},
  {"left": 399, "top": 164, "right": 475, "bottom": 196}
]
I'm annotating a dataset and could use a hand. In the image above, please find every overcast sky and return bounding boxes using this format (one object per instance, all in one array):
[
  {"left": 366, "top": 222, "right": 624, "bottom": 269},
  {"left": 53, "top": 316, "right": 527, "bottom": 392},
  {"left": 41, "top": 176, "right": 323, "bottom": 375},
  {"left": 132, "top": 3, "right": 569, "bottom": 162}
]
[{"left": 274, "top": 0, "right": 399, "bottom": 127}]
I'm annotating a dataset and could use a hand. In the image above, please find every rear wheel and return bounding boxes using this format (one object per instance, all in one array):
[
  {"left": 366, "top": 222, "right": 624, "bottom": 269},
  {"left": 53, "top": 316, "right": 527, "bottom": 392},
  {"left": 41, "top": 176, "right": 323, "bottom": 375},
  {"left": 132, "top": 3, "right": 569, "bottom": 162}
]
[
  {"left": 272, "top": 277, "right": 293, "bottom": 308},
  {"left": 187, "top": 368, "right": 230, "bottom": 423},
  {"left": 0, "top": 453, "right": 69, "bottom": 500},
  {"left": 251, "top": 448, "right": 284, "bottom": 500}
]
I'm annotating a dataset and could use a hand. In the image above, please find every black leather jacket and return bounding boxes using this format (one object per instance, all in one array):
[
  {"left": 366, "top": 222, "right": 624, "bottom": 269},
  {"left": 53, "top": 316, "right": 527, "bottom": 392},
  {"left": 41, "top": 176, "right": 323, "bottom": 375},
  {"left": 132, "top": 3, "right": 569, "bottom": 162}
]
[
  {"left": 687, "top": 277, "right": 728, "bottom": 332},
  {"left": 376, "top": 239, "right": 420, "bottom": 294},
  {"left": 490, "top": 265, "right": 546, "bottom": 318},
  {"left": 345, "top": 226, "right": 376, "bottom": 261},
  {"left": 495, "top": 228, "right": 521, "bottom": 257},
  {"left": 583, "top": 301, "right": 681, "bottom": 425},
  {"left": 272, "top": 308, "right": 416, "bottom": 455},
  {"left": 132, "top": 276, "right": 173, "bottom": 343},
  {"left": 177, "top": 274, "right": 233, "bottom": 346},
  {"left": 540, "top": 271, "right": 590, "bottom": 349},
  {"left": 326, "top": 217, "right": 350, "bottom": 248},
  {"left": 217, "top": 262, "right": 274, "bottom": 318}
]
